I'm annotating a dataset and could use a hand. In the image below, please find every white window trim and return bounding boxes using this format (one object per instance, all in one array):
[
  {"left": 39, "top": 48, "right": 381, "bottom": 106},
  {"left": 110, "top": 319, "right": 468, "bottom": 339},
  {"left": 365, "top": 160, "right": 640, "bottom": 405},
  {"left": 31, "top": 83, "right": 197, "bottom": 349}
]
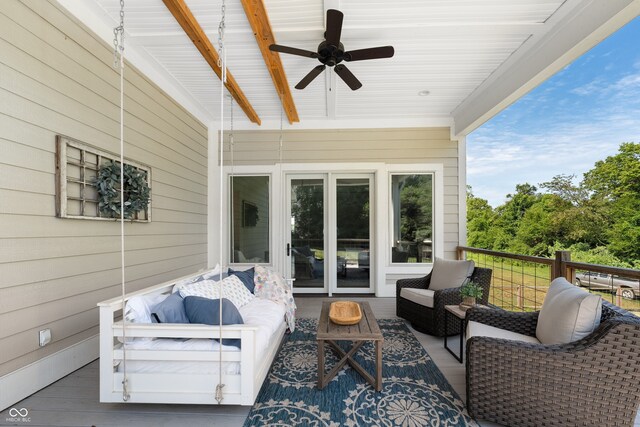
[
  {"left": 384, "top": 163, "right": 444, "bottom": 274},
  {"left": 225, "top": 165, "right": 276, "bottom": 268}
]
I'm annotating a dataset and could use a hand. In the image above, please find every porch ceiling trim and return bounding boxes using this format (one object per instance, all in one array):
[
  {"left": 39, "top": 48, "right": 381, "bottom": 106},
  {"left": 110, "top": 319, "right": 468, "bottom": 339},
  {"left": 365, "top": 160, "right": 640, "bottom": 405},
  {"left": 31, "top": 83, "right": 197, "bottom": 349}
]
[
  {"left": 162, "top": 0, "right": 261, "bottom": 125},
  {"left": 240, "top": 0, "right": 299, "bottom": 124},
  {"left": 451, "top": 0, "right": 640, "bottom": 138}
]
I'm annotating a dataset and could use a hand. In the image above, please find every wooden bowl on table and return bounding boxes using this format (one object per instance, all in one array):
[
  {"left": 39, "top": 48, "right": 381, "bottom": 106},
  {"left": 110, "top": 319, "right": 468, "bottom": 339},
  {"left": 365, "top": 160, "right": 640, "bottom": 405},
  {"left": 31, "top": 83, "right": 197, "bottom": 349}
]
[{"left": 329, "top": 301, "right": 362, "bottom": 325}]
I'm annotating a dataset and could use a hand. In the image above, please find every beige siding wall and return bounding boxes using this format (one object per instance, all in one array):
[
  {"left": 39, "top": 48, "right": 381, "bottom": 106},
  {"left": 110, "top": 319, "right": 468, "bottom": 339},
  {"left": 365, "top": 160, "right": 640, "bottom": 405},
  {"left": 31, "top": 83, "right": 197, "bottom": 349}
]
[
  {"left": 225, "top": 128, "right": 460, "bottom": 259},
  {"left": 0, "top": 0, "right": 208, "bottom": 377}
]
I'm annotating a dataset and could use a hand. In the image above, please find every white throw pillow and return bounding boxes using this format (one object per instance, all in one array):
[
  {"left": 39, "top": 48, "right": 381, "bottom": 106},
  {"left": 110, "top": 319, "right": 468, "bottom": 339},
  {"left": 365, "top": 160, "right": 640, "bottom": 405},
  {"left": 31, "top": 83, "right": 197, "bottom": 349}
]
[
  {"left": 124, "top": 294, "right": 167, "bottom": 324},
  {"left": 429, "top": 257, "right": 475, "bottom": 291},
  {"left": 536, "top": 277, "right": 602, "bottom": 345},
  {"left": 179, "top": 275, "right": 255, "bottom": 309},
  {"left": 171, "top": 264, "right": 222, "bottom": 294}
]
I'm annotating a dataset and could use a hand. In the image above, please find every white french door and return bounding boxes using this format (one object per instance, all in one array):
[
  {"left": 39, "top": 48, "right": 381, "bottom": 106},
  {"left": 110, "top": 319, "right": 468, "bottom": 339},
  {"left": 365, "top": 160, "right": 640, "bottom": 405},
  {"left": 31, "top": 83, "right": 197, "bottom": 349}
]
[{"left": 286, "top": 173, "right": 374, "bottom": 295}]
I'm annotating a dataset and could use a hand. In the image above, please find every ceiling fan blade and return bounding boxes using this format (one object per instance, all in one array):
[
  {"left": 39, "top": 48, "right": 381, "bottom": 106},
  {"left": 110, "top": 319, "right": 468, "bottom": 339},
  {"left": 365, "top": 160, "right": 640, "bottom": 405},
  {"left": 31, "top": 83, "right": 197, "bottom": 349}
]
[
  {"left": 269, "top": 44, "right": 319, "bottom": 59},
  {"left": 334, "top": 64, "right": 362, "bottom": 90},
  {"left": 325, "top": 9, "right": 343, "bottom": 47},
  {"left": 345, "top": 46, "right": 395, "bottom": 62},
  {"left": 295, "top": 65, "right": 326, "bottom": 89}
]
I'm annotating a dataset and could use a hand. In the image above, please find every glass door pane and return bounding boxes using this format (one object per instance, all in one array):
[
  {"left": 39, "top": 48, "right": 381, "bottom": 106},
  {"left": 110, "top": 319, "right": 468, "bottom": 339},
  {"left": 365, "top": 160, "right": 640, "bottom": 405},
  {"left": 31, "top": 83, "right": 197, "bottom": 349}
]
[
  {"left": 290, "top": 178, "right": 326, "bottom": 291},
  {"left": 336, "top": 177, "right": 371, "bottom": 290}
]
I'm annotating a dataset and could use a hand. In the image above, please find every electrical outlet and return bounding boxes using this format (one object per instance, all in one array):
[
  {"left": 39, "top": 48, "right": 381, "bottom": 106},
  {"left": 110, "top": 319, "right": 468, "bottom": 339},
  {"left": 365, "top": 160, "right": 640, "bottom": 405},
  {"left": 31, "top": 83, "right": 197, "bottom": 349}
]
[{"left": 39, "top": 329, "right": 51, "bottom": 347}]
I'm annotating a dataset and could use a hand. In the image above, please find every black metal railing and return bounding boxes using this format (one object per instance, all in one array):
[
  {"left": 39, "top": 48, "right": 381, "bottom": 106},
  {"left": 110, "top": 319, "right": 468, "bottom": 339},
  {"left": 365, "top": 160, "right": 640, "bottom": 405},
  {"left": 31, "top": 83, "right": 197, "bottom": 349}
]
[{"left": 457, "top": 246, "right": 640, "bottom": 314}]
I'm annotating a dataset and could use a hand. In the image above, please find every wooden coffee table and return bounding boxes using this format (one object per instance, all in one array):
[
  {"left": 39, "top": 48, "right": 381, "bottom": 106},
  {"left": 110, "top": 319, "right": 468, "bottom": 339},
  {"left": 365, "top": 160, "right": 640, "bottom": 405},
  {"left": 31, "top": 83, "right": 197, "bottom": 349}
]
[{"left": 317, "top": 301, "right": 384, "bottom": 391}]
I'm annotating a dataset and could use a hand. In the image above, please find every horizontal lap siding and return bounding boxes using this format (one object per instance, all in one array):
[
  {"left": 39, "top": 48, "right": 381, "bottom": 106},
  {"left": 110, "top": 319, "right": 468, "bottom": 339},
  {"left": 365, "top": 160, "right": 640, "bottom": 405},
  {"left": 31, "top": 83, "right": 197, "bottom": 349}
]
[
  {"left": 0, "top": 0, "right": 208, "bottom": 376},
  {"left": 224, "top": 127, "right": 460, "bottom": 259}
]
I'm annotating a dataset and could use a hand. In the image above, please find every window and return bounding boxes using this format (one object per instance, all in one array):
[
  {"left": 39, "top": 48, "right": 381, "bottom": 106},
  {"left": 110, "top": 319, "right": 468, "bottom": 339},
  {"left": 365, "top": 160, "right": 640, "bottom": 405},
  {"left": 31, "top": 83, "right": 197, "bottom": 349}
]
[
  {"left": 230, "top": 176, "right": 270, "bottom": 263},
  {"left": 55, "top": 136, "right": 151, "bottom": 222},
  {"left": 390, "top": 174, "right": 433, "bottom": 263}
]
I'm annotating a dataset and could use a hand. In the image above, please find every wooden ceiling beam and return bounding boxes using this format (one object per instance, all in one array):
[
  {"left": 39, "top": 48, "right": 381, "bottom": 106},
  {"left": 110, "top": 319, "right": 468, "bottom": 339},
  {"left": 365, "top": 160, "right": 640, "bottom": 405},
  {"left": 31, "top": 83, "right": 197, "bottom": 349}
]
[
  {"left": 240, "top": 0, "right": 299, "bottom": 124},
  {"left": 162, "top": 0, "right": 261, "bottom": 125}
]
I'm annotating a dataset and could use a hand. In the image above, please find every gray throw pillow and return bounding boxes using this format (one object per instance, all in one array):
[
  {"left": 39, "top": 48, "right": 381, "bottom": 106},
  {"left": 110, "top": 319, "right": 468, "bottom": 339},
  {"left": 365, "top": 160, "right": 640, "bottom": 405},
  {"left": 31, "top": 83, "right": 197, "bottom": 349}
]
[
  {"left": 429, "top": 257, "right": 475, "bottom": 291},
  {"left": 151, "top": 293, "right": 189, "bottom": 324},
  {"left": 183, "top": 296, "right": 244, "bottom": 348}
]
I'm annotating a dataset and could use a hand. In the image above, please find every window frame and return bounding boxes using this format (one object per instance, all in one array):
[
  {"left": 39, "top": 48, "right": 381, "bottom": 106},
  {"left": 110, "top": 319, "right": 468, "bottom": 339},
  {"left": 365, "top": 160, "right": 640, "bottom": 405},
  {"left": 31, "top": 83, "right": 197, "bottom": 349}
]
[
  {"left": 385, "top": 164, "right": 443, "bottom": 271},
  {"left": 388, "top": 172, "right": 435, "bottom": 265},
  {"left": 228, "top": 173, "right": 272, "bottom": 266}
]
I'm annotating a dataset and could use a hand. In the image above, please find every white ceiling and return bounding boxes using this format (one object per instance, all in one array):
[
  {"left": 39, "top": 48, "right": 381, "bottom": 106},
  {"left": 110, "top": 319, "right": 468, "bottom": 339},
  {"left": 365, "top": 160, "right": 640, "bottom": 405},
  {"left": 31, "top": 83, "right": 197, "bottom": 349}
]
[{"left": 62, "top": 0, "right": 640, "bottom": 132}]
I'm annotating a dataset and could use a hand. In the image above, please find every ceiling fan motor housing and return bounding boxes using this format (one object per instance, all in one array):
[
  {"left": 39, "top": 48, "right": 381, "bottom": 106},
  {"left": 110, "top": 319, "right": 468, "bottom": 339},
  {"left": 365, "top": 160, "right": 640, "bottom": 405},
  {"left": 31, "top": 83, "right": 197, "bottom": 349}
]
[{"left": 318, "top": 41, "right": 345, "bottom": 66}]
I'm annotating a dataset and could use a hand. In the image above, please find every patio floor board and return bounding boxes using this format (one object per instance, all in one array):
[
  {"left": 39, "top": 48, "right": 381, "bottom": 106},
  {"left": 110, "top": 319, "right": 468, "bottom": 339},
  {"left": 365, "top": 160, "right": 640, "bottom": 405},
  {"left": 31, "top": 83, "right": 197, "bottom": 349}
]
[{"left": 1, "top": 296, "right": 637, "bottom": 426}]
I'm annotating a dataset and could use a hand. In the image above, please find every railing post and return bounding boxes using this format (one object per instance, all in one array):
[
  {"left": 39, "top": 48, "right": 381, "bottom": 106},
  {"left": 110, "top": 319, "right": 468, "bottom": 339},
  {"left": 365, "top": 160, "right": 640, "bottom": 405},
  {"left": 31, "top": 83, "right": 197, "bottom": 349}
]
[
  {"left": 553, "top": 250, "right": 571, "bottom": 280},
  {"left": 457, "top": 246, "right": 464, "bottom": 260},
  {"left": 517, "top": 285, "right": 523, "bottom": 310}
]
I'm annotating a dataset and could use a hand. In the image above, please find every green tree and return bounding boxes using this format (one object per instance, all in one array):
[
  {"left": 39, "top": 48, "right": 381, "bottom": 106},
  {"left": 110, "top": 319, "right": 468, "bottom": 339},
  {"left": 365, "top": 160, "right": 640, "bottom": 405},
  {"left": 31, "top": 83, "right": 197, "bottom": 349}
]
[
  {"left": 466, "top": 187, "right": 497, "bottom": 248},
  {"left": 540, "top": 174, "right": 610, "bottom": 248},
  {"left": 583, "top": 142, "right": 640, "bottom": 261},
  {"left": 494, "top": 183, "right": 538, "bottom": 234},
  {"left": 399, "top": 175, "right": 433, "bottom": 243},
  {"left": 512, "top": 194, "right": 570, "bottom": 256},
  {"left": 291, "top": 184, "right": 323, "bottom": 242},
  {"left": 583, "top": 142, "right": 640, "bottom": 200}
]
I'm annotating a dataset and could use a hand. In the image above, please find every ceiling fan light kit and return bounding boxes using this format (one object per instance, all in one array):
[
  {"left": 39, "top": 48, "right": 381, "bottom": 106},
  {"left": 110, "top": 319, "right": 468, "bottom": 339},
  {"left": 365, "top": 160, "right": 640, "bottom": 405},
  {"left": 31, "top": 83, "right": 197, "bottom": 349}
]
[{"left": 269, "top": 9, "right": 394, "bottom": 90}]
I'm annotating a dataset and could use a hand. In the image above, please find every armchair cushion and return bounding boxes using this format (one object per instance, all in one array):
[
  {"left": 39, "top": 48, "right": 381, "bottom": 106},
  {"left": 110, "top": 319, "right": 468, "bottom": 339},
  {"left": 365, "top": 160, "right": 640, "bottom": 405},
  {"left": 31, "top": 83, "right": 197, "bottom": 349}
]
[
  {"left": 467, "top": 320, "right": 540, "bottom": 344},
  {"left": 536, "top": 277, "right": 602, "bottom": 344},
  {"left": 429, "top": 257, "right": 475, "bottom": 290},
  {"left": 399, "top": 288, "right": 435, "bottom": 308}
]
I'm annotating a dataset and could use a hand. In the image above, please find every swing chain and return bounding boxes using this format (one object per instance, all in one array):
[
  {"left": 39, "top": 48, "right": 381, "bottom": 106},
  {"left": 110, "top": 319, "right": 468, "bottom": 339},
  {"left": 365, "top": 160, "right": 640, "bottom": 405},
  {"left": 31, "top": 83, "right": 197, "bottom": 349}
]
[
  {"left": 113, "top": 0, "right": 125, "bottom": 68},
  {"left": 217, "top": 0, "right": 226, "bottom": 68}
]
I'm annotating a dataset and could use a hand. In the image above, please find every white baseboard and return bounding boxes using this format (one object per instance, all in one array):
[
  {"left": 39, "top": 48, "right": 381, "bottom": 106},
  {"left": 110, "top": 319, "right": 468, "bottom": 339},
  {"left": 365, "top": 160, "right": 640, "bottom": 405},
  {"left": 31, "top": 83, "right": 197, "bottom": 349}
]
[{"left": 0, "top": 335, "right": 99, "bottom": 411}]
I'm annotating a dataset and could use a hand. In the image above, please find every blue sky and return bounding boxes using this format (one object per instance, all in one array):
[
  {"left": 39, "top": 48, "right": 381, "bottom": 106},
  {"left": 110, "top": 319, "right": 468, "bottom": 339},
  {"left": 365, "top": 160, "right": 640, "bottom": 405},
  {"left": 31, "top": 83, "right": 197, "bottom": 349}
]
[{"left": 467, "top": 16, "right": 640, "bottom": 207}]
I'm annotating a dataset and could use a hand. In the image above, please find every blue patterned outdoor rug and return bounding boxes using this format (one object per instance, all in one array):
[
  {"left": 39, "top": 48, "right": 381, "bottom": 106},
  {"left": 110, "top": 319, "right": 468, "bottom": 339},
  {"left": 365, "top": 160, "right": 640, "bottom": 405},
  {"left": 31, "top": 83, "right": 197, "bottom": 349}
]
[{"left": 244, "top": 318, "right": 477, "bottom": 426}]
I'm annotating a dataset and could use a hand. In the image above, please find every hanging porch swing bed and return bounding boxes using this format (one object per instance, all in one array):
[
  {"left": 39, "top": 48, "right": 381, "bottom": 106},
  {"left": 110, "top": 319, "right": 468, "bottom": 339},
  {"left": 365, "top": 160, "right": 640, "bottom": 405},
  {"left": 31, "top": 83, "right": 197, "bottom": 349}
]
[{"left": 98, "top": 266, "right": 294, "bottom": 405}]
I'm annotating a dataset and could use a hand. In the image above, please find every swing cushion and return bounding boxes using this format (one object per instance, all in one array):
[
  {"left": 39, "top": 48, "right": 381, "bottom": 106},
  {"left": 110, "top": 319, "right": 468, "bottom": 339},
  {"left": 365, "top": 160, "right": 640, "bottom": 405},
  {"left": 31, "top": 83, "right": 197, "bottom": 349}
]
[
  {"left": 184, "top": 296, "right": 244, "bottom": 348},
  {"left": 151, "top": 293, "right": 189, "bottom": 324},
  {"left": 228, "top": 267, "right": 255, "bottom": 293},
  {"left": 180, "top": 275, "right": 255, "bottom": 309}
]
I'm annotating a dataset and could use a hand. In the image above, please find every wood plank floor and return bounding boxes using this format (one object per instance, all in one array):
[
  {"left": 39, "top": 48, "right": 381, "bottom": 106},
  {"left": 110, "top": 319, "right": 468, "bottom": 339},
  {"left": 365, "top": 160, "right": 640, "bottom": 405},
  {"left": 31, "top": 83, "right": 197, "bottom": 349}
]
[{"left": 1, "top": 296, "right": 638, "bottom": 426}]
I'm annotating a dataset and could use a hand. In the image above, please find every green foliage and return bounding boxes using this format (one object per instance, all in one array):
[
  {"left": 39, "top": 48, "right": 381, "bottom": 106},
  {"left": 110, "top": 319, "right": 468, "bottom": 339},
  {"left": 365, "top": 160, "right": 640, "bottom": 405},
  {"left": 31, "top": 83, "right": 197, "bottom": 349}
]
[
  {"left": 398, "top": 175, "right": 433, "bottom": 243},
  {"left": 291, "top": 183, "right": 324, "bottom": 241},
  {"left": 94, "top": 161, "right": 150, "bottom": 220},
  {"left": 460, "top": 281, "right": 484, "bottom": 299},
  {"left": 583, "top": 142, "right": 640, "bottom": 200},
  {"left": 467, "top": 142, "right": 639, "bottom": 267}
]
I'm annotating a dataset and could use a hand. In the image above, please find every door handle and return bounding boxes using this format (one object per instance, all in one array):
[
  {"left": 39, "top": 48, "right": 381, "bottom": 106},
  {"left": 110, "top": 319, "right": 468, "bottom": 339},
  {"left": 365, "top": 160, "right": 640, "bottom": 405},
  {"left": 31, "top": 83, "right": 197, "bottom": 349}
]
[{"left": 287, "top": 243, "right": 291, "bottom": 256}]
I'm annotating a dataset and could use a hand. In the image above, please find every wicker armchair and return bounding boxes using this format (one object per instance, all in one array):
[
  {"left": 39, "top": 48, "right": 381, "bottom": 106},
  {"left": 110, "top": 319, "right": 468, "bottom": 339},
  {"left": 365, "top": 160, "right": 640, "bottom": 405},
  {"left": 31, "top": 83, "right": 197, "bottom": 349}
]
[
  {"left": 396, "top": 267, "right": 492, "bottom": 336},
  {"left": 466, "top": 301, "right": 640, "bottom": 426}
]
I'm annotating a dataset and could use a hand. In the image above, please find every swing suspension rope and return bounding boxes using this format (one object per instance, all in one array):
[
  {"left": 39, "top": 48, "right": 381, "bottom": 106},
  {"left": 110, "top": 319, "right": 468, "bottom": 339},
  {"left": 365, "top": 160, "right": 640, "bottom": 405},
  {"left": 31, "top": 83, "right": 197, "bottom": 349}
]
[
  {"left": 229, "top": 97, "right": 234, "bottom": 260},
  {"left": 215, "top": 0, "right": 227, "bottom": 405},
  {"left": 279, "top": 101, "right": 283, "bottom": 163},
  {"left": 112, "top": 0, "right": 129, "bottom": 403}
]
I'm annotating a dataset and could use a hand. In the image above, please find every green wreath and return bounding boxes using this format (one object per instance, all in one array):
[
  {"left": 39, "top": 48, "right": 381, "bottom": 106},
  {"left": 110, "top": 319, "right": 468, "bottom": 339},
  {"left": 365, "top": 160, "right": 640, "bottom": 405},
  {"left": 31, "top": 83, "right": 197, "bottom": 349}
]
[{"left": 94, "top": 161, "right": 150, "bottom": 219}]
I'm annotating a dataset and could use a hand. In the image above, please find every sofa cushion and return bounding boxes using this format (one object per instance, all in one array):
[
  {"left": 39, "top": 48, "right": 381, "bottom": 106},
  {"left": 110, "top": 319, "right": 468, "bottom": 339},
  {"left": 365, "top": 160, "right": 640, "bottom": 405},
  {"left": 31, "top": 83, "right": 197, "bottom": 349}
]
[
  {"left": 429, "top": 257, "right": 475, "bottom": 291},
  {"left": 151, "top": 292, "right": 189, "bottom": 324},
  {"left": 179, "top": 275, "right": 255, "bottom": 309},
  {"left": 400, "top": 288, "right": 435, "bottom": 308},
  {"left": 228, "top": 267, "right": 255, "bottom": 293},
  {"left": 467, "top": 320, "right": 540, "bottom": 344},
  {"left": 183, "top": 296, "right": 244, "bottom": 348},
  {"left": 536, "top": 277, "right": 602, "bottom": 345}
]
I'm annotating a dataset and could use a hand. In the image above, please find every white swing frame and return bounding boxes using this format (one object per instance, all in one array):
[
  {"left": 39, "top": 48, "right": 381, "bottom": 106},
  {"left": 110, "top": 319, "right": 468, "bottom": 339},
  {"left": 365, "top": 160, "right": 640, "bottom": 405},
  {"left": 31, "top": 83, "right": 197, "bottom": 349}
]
[{"left": 98, "top": 272, "right": 286, "bottom": 405}]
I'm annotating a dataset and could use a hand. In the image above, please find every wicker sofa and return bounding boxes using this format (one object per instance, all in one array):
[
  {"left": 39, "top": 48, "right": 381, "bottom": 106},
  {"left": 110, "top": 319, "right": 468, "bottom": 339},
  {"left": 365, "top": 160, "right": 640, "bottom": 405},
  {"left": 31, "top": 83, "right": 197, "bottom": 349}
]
[
  {"left": 465, "top": 300, "right": 640, "bottom": 426},
  {"left": 396, "top": 266, "right": 492, "bottom": 336}
]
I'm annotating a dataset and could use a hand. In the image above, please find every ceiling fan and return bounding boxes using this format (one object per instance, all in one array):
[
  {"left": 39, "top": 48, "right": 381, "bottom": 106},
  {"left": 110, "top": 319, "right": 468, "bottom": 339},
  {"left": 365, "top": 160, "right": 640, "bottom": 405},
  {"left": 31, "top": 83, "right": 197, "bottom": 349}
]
[{"left": 269, "top": 9, "right": 394, "bottom": 90}]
